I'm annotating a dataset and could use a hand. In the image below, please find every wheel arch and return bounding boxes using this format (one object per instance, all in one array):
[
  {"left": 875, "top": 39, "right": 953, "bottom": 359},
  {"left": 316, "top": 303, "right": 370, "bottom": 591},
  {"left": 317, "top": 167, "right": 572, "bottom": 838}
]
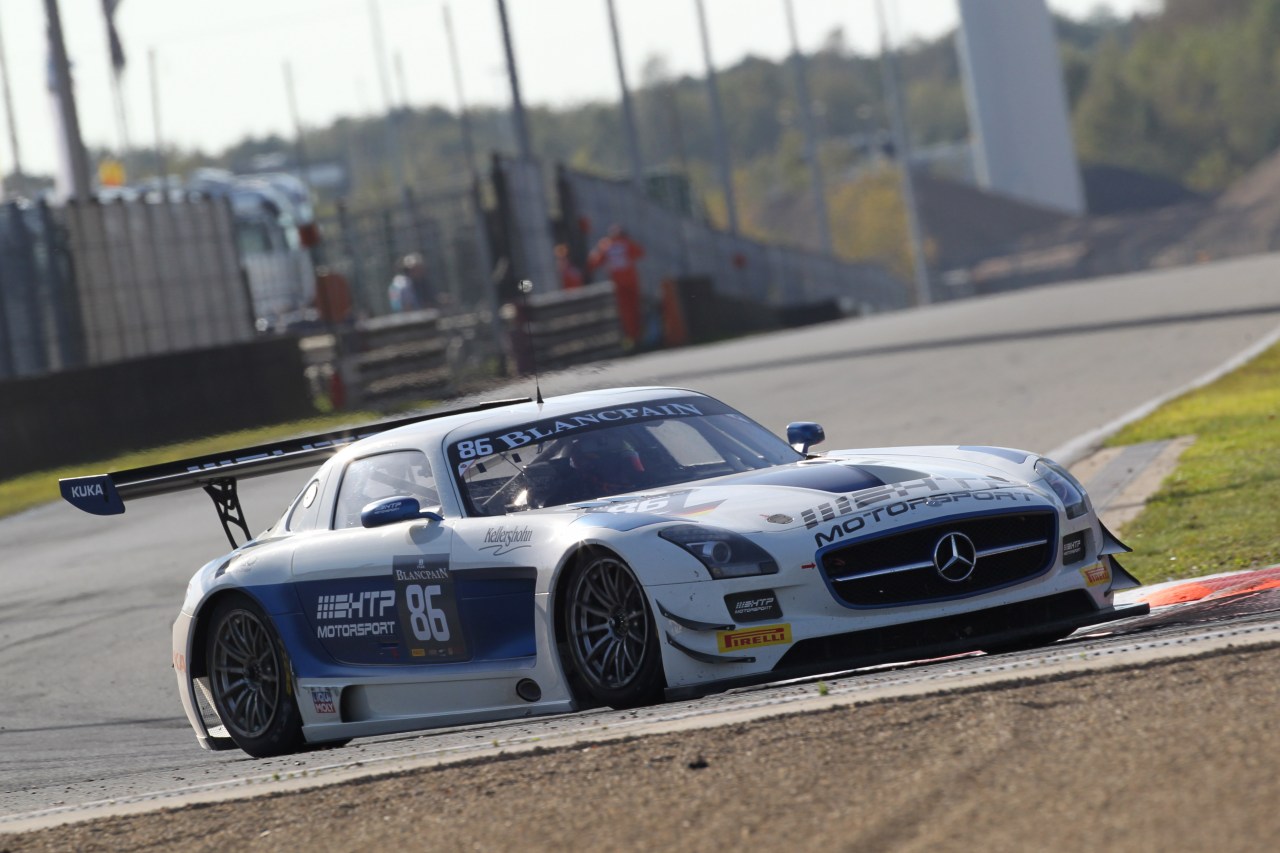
[
  {"left": 550, "top": 542, "right": 615, "bottom": 658},
  {"left": 187, "top": 587, "right": 272, "bottom": 680}
]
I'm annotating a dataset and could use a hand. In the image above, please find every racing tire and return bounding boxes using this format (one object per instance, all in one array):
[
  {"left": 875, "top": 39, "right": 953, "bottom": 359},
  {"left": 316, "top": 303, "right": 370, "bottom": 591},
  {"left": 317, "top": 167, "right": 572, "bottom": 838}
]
[
  {"left": 562, "top": 552, "right": 665, "bottom": 709},
  {"left": 206, "top": 594, "right": 305, "bottom": 758}
]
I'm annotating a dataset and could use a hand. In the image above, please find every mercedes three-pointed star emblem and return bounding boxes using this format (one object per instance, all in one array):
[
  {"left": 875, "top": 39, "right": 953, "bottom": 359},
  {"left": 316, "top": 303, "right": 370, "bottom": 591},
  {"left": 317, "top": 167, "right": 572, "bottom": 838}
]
[{"left": 933, "top": 531, "right": 977, "bottom": 582}]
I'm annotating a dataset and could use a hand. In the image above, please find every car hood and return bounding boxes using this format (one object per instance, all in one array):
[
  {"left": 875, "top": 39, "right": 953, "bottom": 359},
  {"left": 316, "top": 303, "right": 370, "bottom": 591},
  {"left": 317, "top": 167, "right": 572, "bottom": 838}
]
[{"left": 560, "top": 450, "right": 1056, "bottom": 535}]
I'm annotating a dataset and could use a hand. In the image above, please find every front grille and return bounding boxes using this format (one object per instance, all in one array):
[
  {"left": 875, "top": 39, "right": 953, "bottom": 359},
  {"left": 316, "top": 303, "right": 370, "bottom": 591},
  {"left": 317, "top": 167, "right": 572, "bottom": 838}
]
[{"left": 821, "top": 510, "right": 1057, "bottom": 607}]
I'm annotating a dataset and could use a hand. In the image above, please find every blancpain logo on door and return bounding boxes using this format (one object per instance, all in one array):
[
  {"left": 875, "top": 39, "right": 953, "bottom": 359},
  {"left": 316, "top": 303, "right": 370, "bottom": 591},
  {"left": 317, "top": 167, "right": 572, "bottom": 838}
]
[{"left": 480, "top": 526, "right": 534, "bottom": 556}]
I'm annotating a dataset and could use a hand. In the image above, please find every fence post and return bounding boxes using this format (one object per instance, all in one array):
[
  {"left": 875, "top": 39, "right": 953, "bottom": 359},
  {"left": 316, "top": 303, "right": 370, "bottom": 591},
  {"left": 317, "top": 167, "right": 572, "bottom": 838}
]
[
  {"left": 40, "top": 199, "right": 86, "bottom": 370},
  {"left": 0, "top": 204, "right": 15, "bottom": 378}
]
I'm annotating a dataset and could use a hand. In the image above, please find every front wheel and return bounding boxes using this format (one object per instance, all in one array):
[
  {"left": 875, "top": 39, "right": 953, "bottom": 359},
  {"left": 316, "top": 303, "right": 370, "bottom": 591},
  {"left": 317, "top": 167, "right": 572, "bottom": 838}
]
[
  {"left": 562, "top": 552, "right": 664, "bottom": 708},
  {"left": 206, "top": 594, "right": 305, "bottom": 757}
]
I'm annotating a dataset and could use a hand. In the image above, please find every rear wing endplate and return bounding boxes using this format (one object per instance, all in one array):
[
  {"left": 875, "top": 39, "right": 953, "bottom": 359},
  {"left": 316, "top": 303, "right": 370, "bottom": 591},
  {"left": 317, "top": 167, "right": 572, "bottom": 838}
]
[{"left": 59, "top": 397, "right": 529, "bottom": 546}]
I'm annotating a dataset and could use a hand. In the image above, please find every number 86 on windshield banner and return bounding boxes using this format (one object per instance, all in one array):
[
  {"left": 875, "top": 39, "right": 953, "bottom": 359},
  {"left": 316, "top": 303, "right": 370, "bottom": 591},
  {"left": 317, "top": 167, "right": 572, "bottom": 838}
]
[{"left": 393, "top": 557, "right": 469, "bottom": 661}]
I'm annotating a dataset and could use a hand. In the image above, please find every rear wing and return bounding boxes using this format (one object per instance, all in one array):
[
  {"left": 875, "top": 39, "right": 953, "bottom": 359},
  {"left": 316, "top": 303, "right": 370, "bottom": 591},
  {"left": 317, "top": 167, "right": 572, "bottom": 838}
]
[{"left": 59, "top": 397, "right": 528, "bottom": 546}]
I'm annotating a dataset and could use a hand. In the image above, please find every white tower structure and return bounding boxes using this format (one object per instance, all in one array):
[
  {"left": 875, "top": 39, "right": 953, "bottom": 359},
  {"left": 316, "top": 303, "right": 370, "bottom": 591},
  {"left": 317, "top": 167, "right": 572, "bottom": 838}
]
[{"left": 956, "top": 0, "right": 1086, "bottom": 215}]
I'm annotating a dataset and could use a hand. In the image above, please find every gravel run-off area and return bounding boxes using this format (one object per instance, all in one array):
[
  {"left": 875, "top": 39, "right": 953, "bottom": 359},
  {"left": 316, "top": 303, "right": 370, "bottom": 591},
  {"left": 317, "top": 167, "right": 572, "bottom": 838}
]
[{"left": 5, "top": 643, "right": 1279, "bottom": 852}]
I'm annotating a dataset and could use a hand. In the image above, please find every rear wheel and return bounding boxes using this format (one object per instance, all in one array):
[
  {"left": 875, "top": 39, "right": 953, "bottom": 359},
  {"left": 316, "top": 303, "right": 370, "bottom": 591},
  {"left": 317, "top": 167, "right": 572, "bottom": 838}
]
[
  {"left": 562, "top": 552, "right": 664, "bottom": 708},
  {"left": 206, "top": 594, "right": 305, "bottom": 758}
]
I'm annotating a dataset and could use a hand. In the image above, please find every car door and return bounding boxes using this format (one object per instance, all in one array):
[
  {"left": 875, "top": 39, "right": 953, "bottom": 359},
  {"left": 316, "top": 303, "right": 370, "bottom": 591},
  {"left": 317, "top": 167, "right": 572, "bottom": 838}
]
[{"left": 291, "top": 449, "right": 466, "bottom": 666}]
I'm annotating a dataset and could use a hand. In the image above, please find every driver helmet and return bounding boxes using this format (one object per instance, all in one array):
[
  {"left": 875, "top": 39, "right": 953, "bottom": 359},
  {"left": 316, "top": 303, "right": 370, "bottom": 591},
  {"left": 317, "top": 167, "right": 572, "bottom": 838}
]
[{"left": 569, "top": 432, "right": 645, "bottom": 496}]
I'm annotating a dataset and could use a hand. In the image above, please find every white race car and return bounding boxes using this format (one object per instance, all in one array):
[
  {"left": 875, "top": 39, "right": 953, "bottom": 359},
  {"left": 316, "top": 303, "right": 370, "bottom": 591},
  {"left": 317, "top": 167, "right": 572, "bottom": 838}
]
[{"left": 61, "top": 387, "right": 1145, "bottom": 757}]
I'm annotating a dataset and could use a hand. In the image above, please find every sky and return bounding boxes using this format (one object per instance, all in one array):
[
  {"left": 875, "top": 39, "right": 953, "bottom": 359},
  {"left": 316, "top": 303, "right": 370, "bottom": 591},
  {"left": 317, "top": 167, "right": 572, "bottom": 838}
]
[{"left": 0, "top": 0, "right": 1160, "bottom": 178}]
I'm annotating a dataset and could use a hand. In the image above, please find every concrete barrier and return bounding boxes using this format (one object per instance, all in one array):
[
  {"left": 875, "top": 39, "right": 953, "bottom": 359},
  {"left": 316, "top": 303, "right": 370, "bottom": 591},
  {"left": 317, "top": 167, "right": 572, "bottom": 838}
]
[{"left": 0, "top": 336, "right": 314, "bottom": 480}]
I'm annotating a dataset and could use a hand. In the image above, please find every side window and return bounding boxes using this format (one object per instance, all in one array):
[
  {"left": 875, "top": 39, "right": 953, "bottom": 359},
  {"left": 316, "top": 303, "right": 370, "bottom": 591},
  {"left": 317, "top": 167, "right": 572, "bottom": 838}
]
[
  {"left": 333, "top": 450, "right": 438, "bottom": 529},
  {"left": 285, "top": 479, "right": 322, "bottom": 532}
]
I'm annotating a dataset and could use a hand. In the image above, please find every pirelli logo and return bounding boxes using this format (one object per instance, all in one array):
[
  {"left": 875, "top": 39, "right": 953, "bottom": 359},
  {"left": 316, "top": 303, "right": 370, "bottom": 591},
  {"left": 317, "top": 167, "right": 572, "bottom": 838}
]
[
  {"left": 717, "top": 623, "right": 792, "bottom": 653},
  {"left": 1081, "top": 562, "right": 1111, "bottom": 587}
]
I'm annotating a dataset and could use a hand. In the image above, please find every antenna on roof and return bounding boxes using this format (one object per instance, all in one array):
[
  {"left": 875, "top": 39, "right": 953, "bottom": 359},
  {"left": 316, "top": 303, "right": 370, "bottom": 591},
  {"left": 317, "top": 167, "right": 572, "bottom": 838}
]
[{"left": 517, "top": 279, "right": 543, "bottom": 405}]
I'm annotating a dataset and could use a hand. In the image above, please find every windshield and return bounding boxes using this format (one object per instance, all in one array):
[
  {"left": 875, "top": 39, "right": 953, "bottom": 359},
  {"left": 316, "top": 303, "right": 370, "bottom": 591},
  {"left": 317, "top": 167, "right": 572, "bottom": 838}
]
[{"left": 450, "top": 396, "right": 802, "bottom": 517}]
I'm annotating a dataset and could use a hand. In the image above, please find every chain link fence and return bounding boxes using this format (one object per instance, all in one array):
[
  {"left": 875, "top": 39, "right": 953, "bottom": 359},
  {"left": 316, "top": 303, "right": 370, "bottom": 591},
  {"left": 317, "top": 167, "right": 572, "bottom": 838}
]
[
  {"left": 0, "top": 200, "right": 79, "bottom": 379},
  {"left": 314, "top": 186, "right": 493, "bottom": 319},
  {"left": 556, "top": 167, "right": 908, "bottom": 315}
]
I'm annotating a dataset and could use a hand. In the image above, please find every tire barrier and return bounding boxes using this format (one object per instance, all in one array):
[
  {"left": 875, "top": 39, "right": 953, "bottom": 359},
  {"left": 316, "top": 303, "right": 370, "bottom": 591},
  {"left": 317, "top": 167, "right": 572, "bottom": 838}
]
[
  {"left": 337, "top": 310, "right": 452, "bottom": 410},
  {"left": 504, "top": 280, "right": 624, "bottom": 376}
]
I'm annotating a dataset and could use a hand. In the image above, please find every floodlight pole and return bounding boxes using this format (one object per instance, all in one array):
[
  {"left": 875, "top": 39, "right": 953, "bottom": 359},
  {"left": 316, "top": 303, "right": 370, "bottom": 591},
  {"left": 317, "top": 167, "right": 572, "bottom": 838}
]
[
  {"left": 44, "top": 0, "right": 93, "bottom": 199},
  {"left": 0, "top": 11, "right": 25, "bottom": 182},
  {"left": 605, "top": 0, "right": 645, "bottom": 191},
  {"left": 496, "top": 0, "right": 534, "bottom": 162},
  {"left": 694, "top": 0, "right": 738, "bottom": 235},
  {"left": 783, "top": 0, "right": 832, "bottom": 255},
  {"left": 875, "top": 0, "right": 931, "bottom": 306}
]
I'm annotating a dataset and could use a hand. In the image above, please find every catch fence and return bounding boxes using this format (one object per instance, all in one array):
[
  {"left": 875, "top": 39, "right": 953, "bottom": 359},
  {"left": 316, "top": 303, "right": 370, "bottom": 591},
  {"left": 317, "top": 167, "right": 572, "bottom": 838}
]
[
  {"left": 314, "top": 186, "right": 493, "bottom": 319},
  {"left": 554, "top": 167, "right": 908, "bottom": 315}
]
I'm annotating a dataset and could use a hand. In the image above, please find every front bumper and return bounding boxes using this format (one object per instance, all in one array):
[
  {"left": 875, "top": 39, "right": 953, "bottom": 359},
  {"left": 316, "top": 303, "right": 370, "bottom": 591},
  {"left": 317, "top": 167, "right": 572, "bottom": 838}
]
[{"left": 664, "top": 591, "right": 1149, "bottom": 700}]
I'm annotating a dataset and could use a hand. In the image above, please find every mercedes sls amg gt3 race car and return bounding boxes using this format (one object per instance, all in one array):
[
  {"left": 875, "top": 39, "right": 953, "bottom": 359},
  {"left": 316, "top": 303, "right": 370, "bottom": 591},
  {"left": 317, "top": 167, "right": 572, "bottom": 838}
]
[{"left": 61, "top": 387, "right": 1146, "bottom": 757}]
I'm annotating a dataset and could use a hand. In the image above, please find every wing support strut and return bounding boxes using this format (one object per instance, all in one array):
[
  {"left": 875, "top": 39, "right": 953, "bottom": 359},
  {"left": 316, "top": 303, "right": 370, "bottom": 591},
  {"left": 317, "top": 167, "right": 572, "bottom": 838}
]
[{"left": 204, "top": 479, "right": 251, "bottom": 548}]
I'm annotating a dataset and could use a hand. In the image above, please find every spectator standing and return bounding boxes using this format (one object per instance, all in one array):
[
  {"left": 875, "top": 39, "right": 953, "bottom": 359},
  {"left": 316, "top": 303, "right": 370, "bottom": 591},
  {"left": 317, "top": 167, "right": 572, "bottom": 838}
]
[
  {"left": 388, "top": 253, "right": 435, "bottom": 313},
  {"left": 587, "top": 225, "right": 645, "bottom": 343},
  {"left": 556, "top": 243, "right": 584, "bottom": 290}
]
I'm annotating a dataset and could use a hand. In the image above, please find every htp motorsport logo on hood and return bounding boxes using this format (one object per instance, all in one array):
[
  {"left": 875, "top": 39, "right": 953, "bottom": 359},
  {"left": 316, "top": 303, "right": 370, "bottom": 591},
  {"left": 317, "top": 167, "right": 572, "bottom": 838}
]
[{"left": 805, "top": 475, "right": 1040, "bottom": 546}]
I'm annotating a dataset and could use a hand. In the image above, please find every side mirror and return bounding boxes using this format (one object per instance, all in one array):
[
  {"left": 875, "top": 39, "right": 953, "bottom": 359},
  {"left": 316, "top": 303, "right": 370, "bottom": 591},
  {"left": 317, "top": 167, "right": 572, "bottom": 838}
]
[
  {"left": 786, "top": 422, "right": 825, "bottom": 454},
  {"left": 361, "top": 496, "right": 443, "bottom": 528}
]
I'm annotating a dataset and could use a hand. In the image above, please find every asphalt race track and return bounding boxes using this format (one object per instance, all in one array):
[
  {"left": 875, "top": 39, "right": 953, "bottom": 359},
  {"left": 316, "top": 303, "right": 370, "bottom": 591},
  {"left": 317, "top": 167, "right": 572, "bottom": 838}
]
[{"left": 3, "top": 254, "right": 1280, "bottom": 828}]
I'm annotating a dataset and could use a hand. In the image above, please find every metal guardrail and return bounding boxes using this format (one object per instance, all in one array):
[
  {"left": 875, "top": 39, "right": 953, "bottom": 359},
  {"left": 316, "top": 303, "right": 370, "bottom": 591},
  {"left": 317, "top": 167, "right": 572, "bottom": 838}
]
[
  {"left": 300, "top": 305, "right": 508, "bottom": 411},
  {"left": 350, "top": 311, "right": 451, "bottom": 408}
]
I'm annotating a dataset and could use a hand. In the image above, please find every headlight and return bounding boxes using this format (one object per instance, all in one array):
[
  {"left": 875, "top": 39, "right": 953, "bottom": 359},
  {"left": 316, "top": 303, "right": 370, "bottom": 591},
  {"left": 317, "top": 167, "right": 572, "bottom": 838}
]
[
  {"left": 1035, "top": 459, "right": 1088, "bottom": 519},
  {"left": 658, "top": 524, "right": 779, "bottom": 579}
]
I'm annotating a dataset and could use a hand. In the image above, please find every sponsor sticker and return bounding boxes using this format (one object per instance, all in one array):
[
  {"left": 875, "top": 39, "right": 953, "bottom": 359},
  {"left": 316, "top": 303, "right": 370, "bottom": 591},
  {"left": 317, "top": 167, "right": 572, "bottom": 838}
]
[
  {"left": 449, "top": 397, "right": 727, "bottom": 468},
  {"left": 593, "top": 491, "right": 723, "bottom": 518},
  {"left": 310, "top": 687, "right": 336, "bottom": 715},
  {"left": 393, "top": 557, "right": 470, "bottom": 662},
  {"left": 808, "top": 482, "right": 1039, "bottom": 547},
  {"left": 1081, "top": 562, "right": 1111, "bottom": 587},
  {"left": 480, "top": 525, "right": 534, "bottom": 556},
  {"left": 1062, "top": 530, "right": 1089, "bottom": 566},
  {"left": 724, "top": 590, "right": 783, "bottom": 623},
  {"left": 716, "top": 623, "right": 792, "bottom": 653}
]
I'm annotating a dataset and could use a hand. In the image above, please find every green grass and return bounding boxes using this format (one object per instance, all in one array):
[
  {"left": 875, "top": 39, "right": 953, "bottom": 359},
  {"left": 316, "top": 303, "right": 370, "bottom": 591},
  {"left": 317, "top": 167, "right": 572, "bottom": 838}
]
[
  {"left": 1103, "top": 341, "right": 1280, "bottom": 584},
  {"left": 0, "top": 412, "right": 379, "bottom": 519}
]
